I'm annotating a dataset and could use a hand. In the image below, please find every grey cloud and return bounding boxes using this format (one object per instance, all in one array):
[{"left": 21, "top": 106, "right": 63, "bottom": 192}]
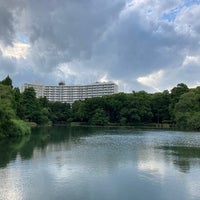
[
  {"left": 22, "top": 0, "right": 125, "bottom": 69},
  {"left": 0, "top": 0, "right": 26, "bottom": 44},
  {"left": 93, "top": 12, "right": 184, "bottom": 79},
  {"left": 159, "top": 63, "right": 200, "bottom": 91},
  {"left": 0, "top": 53, "right": 16, "bottom": 76},
  {"left": 0, "top": 0, "right": 200, "bottom": 92},
  {"left": 0, "top": 6, "right": 14, "bottom": 45},
  {"left": 175, "top": 5, "right": 200, "bottom": 43}
]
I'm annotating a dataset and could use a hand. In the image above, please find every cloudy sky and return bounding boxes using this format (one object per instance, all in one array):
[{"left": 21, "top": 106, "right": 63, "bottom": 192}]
[{"left": 0, "top": 0, "right": 200, "bottom": 92}]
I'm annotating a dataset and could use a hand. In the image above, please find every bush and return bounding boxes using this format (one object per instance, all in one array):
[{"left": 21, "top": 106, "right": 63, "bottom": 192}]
[
  {"left": 0, "top": 118, "right": 31, "bottom": 138},
  {"left": 10, "top": 119, "right": 31, "bottom": 136}
]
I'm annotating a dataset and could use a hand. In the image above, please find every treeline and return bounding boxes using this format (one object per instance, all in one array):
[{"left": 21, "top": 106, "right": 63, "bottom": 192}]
[
  {"left": 1, "top": 75, "right": 200, "bottom": 138},
  {"left": 19, "top": 81, "right": 200, "bottom": 130},
  {"left": 70, "top": 82, "right": 200, "bottom": 130}
]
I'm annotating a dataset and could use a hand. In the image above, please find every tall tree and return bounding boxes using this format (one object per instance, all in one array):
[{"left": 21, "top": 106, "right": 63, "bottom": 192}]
[
  {"left": 0, "top": 84, "right": 30, "bottom": 138},
  {"left": 169, "top": 83, "right": 189, "bottom": 121},
  {"left": 20, "top": 87, "right": 41, "bottom": 123},
  {"left": 174, "top": 89, "right": 200, "bottom": 130},
  {"left": 1, "top": 75, "right": 13, "bottom": 88},
  {"left": 151, "top": 90, "right": 170, "bottom": 123}
]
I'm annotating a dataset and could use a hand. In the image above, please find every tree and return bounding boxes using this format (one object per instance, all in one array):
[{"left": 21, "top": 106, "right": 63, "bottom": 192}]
[
  {"left": 0, "top": 84, "right": 30, "bottom": 138},
  {"left": 104, "top": 93, "right": 128, "bottom": 123},
  {"left": 0, "top": 84, "right": 15, "bottom": 117},
  {"left": 72, "top": 100, "right": 87, "bottom": 122},
  {"left": 90, "top": 108, "right": 108, "bottom": 126},
  {"left": 170, "top": 83, "right": 189, "bottom": 121},
  {"left": 151, "top": 90, "right": 170, "bottom": 123},
  {"left": 49, "top": 102, "right": 71, "bottom": 124},
  {"left": 13, "top": 87, "right": 22, "bottom": 118},
  {"left": 175, "top": 91, "right": 199, "bottom": 112},
  {"left": 20, "top": 87, "right": 41, "bottom": 122},
  {"left": 133, "top": 91, "right": 152, "bottom": 122},
  {"left": 171, "top": 83, "right": 189, "bottom": 102},
  {"left": 38, "top": 96, "right": 49, "bottom": 108},
  {"left": 0, "top": 103, "right": 14, "bottom": 138},
  {"left": 0, "top": 75, "right": 13, "bottom": 88},
  {"left": 174, "top": 89, "right": 200, "bottom": 130}
]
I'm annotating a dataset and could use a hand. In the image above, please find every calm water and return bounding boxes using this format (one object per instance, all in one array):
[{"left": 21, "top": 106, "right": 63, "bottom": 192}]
[{"left": 0, "top": 127, "right": 200, "bottom": 200}]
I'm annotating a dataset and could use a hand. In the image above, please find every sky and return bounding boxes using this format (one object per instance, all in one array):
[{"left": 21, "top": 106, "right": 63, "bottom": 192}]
[{"left": 0, "top": 0, "right": 200, "bottom": 92}]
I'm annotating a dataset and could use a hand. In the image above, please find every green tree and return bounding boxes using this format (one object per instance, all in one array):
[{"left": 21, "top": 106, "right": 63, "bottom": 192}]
[
  {"left": 119, "top": 91, "right": 152, "bottom": 125},
  {"left": 0, "top": 84, "right": 30, "bottom": 138},
  {"left": 104, "top": 93, "right": 128, "bottom": 123},
  {"left": 20, "top": 87, "right": 41, "bottom": 123},
  {"left": 0, "top": 84, "right": 15, "bottom": 117},
  {"left": 38, "top": 97, "right": 51, "bottom": 125},
  {"left": 72, "top": 100, "right": 87, "bottom": 122},
  {"left": 151, "top": 90, "right": 170, "bottom": 123},
  {"left": 170, "top": 83, "right": 189, "bottom": 121},
  {"left": 0, "top": 75, "right": 13, "bottom": 88},
  {"left": 13, "top": 87, "right": 22, "bottom": 118},
  {"left": 0, "top": 103, "right": 14, "bottom": 138},
  {"left": 49, "top": 102, "right": 71, "bottom": 124},
  {"left": 133, "top": 91, "right": 152, "bottom": 123},
  {"left": 38, "top": 96, "right": 49, "bottom": 108},
  {"left": 174, "top": 89, "right": 200, "bottom": 130},
  {"left": 90, "top": 108, "right": 108, "bottom": 126},
  {"left": 171, "top": 83, "right": 189, "bottom": 102}
]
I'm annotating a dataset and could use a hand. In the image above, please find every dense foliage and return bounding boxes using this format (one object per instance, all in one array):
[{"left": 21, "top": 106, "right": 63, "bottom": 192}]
[
  {"left": 0, "top": 76, "right": 31, "bottom": 138},
  {"left": 1, "top": 75, "right": 200, "bottom": 138},
  {"left": 70, "top": 83, "right": 200, "bottom": 130}
]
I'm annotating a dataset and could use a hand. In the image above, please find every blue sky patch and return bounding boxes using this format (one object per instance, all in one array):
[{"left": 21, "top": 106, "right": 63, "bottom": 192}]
[
  {"left": 161, "top": 0, "right": 200, "bottom": 22},
  {"left": 17, "top": 33, "right": 29, "bottom": 44}
]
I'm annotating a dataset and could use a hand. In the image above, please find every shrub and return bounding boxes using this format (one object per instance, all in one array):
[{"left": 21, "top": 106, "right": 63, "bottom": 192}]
[{"left": 10, "top": 119, "right": 31, "bottom": 136}]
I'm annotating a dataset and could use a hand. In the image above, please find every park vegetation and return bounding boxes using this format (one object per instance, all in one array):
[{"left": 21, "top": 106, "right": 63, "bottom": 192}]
[
  {"left": 0, "top": 76, "right": 31, "bottom": 138},
  {"left": 1, "top": 75, "right": 200, "bottom": 138}
]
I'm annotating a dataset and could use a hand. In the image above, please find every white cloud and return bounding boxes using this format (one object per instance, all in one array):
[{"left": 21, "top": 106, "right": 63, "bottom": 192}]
[
  {"left": 182, "top": 55, "right": 200, "bottom": 67},
  {"left": 137, "top": 70, "right": 165, "bottom": 92},
  {"left": 0, "top": 42, "right": 30, "bottom": 59},
  {"left": 175, "top": 4, "right": 200, "bottom": 37},
  {"left": 138, "top": 160, "right": 167, "bottom": 176},
  {"left": 99, "top": 74, "right": 109, "bottom": 83},
  {"left": 57, "top": 63, "right": 77, "bottom": 77}
]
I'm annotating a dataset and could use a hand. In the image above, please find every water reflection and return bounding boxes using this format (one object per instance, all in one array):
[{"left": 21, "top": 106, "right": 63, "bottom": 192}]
[
  {"left": 0, "top": 128, "right": 200, "bottom": 173},
  {"left": 0, "top": 126, "right": 98, "bottom": 168},
  {"left": 0, "top": 128, "right": 200, "bottom": 200},
  {"left": 0, "top": 136, "right": 30, "bottom": 168}
]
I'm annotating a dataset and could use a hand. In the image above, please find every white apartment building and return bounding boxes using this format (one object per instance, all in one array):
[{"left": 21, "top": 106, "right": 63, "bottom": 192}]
[
  {"left": 21, "top": 82, "right": 45, "bottom": 98},
  {"left": 22, "top": 82, "right": 118, "bottom": 104}
]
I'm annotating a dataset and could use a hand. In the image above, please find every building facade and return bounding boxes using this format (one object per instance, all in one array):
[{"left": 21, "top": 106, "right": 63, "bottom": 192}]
[{"left": 22, "top": 82, "right": 118, "bottom": 104}]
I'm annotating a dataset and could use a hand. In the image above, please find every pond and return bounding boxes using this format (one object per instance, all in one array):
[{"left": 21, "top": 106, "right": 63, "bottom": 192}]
[{"left": 0, "top": 127, "right": 200, "bottom": 200}]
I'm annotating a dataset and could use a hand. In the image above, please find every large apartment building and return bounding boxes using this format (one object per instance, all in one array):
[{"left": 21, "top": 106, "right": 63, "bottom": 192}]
[{"left": 22, "top": 82, "right": 118, "bottom": 104}]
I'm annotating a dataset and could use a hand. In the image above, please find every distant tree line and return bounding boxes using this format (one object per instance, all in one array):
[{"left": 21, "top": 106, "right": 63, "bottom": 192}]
[{"left": 1, "top": 75, "right": 200, "bottom": 138}]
